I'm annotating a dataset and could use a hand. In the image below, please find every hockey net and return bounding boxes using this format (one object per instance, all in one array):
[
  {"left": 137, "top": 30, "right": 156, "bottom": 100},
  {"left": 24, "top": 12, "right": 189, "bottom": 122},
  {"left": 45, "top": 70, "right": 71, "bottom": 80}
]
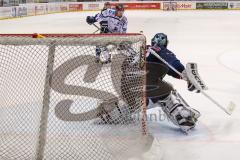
[{"left": 0, "top": 34, "right": 152, "bottom": 160}]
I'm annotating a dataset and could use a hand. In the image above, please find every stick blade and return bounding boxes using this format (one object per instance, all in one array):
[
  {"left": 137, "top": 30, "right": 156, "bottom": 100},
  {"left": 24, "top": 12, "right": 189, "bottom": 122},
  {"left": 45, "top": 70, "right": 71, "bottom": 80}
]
[{"left": 227, "top": 101, "right": 236, "bottom": 115}]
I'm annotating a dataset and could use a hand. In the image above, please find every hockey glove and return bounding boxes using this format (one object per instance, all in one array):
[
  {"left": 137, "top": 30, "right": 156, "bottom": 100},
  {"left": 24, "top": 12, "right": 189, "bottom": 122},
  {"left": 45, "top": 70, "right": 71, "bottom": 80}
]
[
  {"left": 182, "top": 70, "right": 200, "bottom": 93},
  {"left": 86, "top": 16, "right": 96, "bottom": 25}
]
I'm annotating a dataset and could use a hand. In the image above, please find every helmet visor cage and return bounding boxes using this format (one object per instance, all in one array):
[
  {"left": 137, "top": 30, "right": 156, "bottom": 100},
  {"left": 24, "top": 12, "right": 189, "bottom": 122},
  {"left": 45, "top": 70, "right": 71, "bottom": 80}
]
[{"left": 154, "top": 34, "right": 168, "bottom": 47}]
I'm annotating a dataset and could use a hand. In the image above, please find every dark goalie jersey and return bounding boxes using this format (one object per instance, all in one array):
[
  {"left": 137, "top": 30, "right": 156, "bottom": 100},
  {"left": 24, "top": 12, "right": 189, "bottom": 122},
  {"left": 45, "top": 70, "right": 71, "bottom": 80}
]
[{"left": 146, "top": 45, "right": 185, "bottom": 79}]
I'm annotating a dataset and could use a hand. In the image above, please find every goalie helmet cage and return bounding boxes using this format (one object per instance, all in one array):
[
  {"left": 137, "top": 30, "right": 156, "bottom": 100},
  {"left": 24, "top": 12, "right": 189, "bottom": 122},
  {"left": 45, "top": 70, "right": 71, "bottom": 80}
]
[{"left": 0, "top": 34, "right": 151, "bottom": 160}]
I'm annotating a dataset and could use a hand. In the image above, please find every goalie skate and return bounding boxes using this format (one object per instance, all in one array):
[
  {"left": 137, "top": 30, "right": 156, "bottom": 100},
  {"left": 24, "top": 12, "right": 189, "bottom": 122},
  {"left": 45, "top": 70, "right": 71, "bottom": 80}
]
[{"left": 157, "top": 90, "right": 201, "bottom": 133}]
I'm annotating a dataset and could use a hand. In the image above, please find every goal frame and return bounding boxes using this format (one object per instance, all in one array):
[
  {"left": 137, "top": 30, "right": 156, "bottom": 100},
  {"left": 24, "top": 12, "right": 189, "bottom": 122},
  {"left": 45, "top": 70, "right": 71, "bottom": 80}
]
[{"left": 0, "top": 33, "right": 148, "bottom": 160}]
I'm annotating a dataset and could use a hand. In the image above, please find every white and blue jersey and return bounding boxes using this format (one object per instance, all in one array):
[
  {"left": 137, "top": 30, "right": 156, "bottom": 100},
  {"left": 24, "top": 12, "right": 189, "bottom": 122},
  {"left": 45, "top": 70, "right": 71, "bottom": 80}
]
[{"left": 94, "top": 9, "right": 128, "bottom": 33}]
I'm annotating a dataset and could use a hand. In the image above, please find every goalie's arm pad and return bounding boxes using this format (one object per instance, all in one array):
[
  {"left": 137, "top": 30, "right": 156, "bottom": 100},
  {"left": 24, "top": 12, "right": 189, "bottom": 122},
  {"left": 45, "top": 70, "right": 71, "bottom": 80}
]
[
  {"left": 146, "top": 47, "right": 185, "bottom": 79},
  {"left": 167, "top": 60, "right": 185, "bottom": 79}
]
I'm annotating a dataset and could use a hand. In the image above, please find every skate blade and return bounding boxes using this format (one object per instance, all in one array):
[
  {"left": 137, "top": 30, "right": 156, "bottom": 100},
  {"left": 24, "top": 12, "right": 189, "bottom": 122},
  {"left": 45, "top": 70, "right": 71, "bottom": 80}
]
[{"left": 179, "top": 125, "right": 195, "bottom": 135}]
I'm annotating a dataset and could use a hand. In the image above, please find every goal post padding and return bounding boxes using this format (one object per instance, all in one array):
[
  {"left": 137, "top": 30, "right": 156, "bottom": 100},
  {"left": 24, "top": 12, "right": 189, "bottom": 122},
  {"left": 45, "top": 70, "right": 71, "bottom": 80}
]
[{"left": 0, "top": 34, "right": 152, "bottom": 160}]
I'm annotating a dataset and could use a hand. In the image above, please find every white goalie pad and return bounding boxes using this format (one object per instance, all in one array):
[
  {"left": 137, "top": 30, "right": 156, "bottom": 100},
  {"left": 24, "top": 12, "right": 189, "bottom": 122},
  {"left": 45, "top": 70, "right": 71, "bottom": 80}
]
[{"left": 186, "top": 63, "right": 208, "bottom": 91}]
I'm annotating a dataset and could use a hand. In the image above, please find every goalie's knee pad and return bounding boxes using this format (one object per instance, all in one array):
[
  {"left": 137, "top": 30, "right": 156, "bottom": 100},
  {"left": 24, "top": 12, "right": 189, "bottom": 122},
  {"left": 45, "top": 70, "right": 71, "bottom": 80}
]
[{"left": 158, "top": 90, "right": 201, "bottom": 132}]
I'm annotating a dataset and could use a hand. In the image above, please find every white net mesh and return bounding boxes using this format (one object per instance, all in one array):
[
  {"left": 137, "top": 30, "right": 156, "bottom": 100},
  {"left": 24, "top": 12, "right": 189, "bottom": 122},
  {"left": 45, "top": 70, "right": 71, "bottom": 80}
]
[{"left": 0, "top": 34, "right": 152, "bottom": 160}]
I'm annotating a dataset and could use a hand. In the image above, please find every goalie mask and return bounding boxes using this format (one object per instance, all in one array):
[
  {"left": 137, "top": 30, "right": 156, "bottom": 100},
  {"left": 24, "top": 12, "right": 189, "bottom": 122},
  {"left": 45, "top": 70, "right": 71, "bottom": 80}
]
[{"left": 151, "top": 33, "right": 169, "bottom": 48}]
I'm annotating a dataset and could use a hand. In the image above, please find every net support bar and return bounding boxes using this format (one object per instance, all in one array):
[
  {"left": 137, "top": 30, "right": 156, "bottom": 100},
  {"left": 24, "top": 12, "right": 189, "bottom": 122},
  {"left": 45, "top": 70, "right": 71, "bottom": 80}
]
[{"left": 36, "top": 42, "right": 56, "bottom": 160}]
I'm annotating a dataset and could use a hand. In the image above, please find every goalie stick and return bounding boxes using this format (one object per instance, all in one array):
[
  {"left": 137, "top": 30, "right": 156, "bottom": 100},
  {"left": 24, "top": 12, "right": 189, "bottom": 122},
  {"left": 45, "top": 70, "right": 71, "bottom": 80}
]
[{"left": 148, "top": 48, "right": 236, "bottom": 115}]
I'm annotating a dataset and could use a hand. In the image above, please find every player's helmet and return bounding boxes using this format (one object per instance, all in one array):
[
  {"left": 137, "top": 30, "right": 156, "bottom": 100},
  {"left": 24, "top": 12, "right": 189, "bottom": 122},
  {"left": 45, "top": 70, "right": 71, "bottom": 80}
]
[
  {"left": 104, "top": 2, "right": 110, "bottom": 6},
  {"left": 104, "top": 2, "right": 111, "bottom": 9},
  {"left": 151, "top": 33, "right": 168, "bottom": 48},
  {"left": 115, "top": 4, "right": 125, "bottom": 12}
]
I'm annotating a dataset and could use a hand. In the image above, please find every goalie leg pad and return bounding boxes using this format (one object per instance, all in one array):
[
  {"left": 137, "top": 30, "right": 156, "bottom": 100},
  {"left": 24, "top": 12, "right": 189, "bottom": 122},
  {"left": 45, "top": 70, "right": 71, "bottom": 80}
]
[
  {"left": 96, "top": 98, "right": 135, "bottom": 125},
  {"left": 158, "top": 90, "right": 201, "bottom": 132}
]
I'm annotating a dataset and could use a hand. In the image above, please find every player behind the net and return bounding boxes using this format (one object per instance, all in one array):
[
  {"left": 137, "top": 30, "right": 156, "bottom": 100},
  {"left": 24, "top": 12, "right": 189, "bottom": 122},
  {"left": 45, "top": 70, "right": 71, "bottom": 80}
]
[
  {"left": 145, "top": 33, "right": 206, "bottom": 133},
  {"left": 86, "top": 3, "right": 127, "bottom": 64}
]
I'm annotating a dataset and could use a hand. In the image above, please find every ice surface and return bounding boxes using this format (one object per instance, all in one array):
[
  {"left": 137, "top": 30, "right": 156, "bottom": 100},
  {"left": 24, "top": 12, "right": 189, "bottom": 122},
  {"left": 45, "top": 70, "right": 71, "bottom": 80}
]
[{"left": 0, "top": 10, "right": 240, "bottom": 160}]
